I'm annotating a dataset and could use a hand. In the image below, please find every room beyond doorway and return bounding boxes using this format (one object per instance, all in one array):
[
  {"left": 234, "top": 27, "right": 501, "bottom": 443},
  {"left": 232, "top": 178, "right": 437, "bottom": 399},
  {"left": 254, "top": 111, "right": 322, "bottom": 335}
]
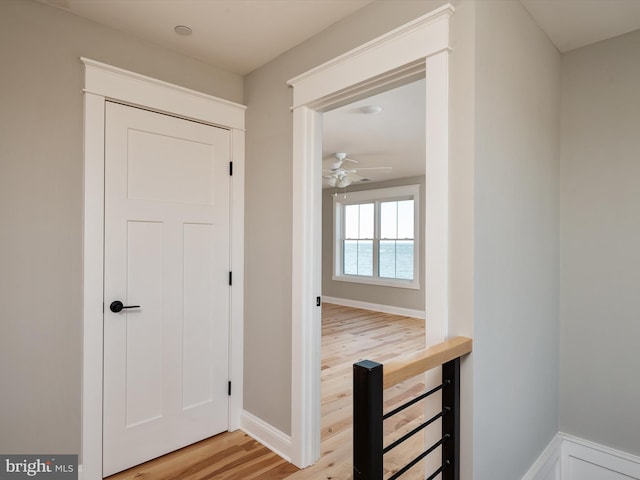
[{"left": 321, "top": 77, "right": 427, "bottom": 318}]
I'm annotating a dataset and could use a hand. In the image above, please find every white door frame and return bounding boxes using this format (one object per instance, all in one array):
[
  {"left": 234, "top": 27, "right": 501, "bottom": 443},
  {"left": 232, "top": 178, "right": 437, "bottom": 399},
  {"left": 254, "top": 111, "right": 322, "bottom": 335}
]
[
  {"left": 81, "top": 58, "right": 245, "bottom": 480},
  {"left": 287, "top": 4, "right": 454, "bottom": 467}
]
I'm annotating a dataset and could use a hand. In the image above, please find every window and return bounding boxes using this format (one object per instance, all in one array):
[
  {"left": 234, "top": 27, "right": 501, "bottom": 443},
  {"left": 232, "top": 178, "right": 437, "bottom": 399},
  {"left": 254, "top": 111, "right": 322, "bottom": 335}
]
[{"left": 333, "top": 184, "right": 419, "bottom": 289}]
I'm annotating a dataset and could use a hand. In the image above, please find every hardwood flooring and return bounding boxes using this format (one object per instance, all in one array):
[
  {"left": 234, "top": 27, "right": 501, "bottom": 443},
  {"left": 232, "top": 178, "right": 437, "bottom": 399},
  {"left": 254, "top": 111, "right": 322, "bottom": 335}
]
[
  {"left": 107, "top": 304, "right": 425, "bottom": 480},
  {"left": 107, "top": 429, "right": 298, "bottom": 480},
  {"left": 288, "top": 303, "right": 427, "bottom": 480}
]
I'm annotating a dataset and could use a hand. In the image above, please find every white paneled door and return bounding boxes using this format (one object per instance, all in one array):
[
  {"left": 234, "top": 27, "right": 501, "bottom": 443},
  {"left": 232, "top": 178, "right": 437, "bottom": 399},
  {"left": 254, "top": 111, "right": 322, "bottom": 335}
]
[{"left": 103, "top": 102, "right": 231, "bottom": 476}]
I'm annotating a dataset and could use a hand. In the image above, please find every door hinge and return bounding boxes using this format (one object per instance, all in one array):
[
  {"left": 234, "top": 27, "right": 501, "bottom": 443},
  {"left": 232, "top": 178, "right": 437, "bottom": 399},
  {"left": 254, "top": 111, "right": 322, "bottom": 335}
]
[
  {"left": 229, "top": 271, "right": 232, "bottom": 286},
  {"left": 229, "top": 161, "right": 233, "bottom": 176},
  {"left": 316, "top": 296, "right": 321, "bottom": 307},
  {"left": 228, "top": 381, "right": 232, "bottom": 396}
]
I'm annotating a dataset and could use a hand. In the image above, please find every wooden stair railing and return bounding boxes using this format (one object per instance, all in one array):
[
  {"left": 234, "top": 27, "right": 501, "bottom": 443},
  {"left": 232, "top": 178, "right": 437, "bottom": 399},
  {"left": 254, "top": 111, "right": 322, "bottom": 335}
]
[{"left": 353, "top": 336, "right": 472, "bottom": 480}]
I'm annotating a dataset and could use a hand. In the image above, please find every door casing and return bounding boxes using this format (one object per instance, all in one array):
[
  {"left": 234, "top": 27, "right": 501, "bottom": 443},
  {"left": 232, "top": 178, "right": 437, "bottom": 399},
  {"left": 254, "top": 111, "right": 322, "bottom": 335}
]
[
  {"left": 287, "top": 4, "right": 454, "bottom": 467},
  {"left": 81, "top": 58, "right": 246, "bottom": 480}
]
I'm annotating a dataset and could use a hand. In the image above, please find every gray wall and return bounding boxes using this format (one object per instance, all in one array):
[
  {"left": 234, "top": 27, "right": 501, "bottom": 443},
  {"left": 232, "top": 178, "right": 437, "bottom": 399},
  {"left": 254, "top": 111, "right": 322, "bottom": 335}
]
[
  {"left": 245, "top": 5, "right": 563, "bottom": 478},
  {"left": 243, "top": 0, "right": 477, "bottom": 443},
  {"left": 321, "top": 176, "right": 426, "bottom": 311},
  {"left": 473, "top": 2, "right": 561, "bottom": 479},
  {"left": 559, "top": 29, "right": 640, "bottom": 457},
  {"left": 0, "top": 0, "right": 242, "bottom": 455}
]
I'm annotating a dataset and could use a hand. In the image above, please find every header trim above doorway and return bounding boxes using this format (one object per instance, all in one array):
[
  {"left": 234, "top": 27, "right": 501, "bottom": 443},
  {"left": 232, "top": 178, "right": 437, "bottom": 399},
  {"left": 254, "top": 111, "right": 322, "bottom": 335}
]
[{"left": 287, "top": 3, "right": 454, "bottom": 109}]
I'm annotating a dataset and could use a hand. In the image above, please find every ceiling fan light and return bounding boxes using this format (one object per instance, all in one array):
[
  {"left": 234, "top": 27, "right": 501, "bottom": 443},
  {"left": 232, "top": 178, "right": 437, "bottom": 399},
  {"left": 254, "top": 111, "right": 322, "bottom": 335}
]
[
  {"left": 328, "top": 176, "right": 337, "bottom": 187},
  {"left": 337, "top": 177, "right": 352, "bottom": 188}
]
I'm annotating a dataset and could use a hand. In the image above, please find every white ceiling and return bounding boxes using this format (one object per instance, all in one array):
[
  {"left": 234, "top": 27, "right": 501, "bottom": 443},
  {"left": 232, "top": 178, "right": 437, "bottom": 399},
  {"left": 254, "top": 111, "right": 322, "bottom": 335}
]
[
  {"left": 521, "top": 0, "right": 640, "bottom": 52},
  {"left": 38, "top": 0, "right": 374, "bottom": 75},
  {"left": 39, "top": 0, "right": 640, "bottom": 75},
  {"left": 322, "top": 79, "right": 426, "bottom": 188}
]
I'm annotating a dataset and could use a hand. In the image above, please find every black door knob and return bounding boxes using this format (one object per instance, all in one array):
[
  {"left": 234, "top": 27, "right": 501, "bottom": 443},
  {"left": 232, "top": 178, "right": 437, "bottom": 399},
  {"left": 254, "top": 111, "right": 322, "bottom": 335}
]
[{"left": 110, "top": 301, "right": 141, "bottom": 313}]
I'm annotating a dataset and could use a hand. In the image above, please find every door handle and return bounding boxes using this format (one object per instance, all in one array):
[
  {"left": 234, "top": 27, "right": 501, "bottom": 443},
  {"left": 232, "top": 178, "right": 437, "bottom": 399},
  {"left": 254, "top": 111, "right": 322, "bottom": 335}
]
[{"left": 109, "top": 301, "right": 141, "bottom": 313}]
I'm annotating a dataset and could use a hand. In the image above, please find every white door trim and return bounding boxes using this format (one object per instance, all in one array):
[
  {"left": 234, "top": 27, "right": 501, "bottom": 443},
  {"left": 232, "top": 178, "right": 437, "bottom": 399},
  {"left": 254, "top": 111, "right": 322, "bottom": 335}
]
[
  {"left": 81, "top": 58, "right": 245, "bottom": 480},
  {"left": 287, "top": 4, "right": 454, "bottom": 467}
]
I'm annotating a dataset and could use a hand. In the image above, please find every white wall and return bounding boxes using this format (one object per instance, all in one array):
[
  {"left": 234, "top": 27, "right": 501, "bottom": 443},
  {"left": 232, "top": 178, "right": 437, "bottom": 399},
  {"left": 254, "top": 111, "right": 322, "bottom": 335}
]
[
  {"left": 522, "top": 433, "right": 640, "bottom": 480},
  {"left": 473, "top": 2, "right": 561, "bottom": 479},
  {"left": 559, "top": 28, "right": 640, "bottom": 457},
  {"left": 0, "top": 0, "right": 242, "bottom": 455},
  {"left": 321, "top": 176, "right": 426, "bottom": 312}
]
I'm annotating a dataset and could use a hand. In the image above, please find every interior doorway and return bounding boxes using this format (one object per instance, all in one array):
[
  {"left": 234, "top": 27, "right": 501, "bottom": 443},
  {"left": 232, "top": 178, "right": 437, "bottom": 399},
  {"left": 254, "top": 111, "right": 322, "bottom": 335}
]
[
  {"left": 316, "top": 75, "right": 428, "bottom": 475},
  {"left": 288, "top": 4, "right": 454, "bottom": 468},
  {"left": 320, "top": 77, "right": 427, "bottom": 317}
]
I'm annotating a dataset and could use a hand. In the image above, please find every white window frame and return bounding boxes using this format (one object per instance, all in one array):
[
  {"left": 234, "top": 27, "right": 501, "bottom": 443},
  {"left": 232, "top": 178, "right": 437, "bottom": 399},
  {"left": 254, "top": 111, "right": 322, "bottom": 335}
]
[{"left": 333, "top": 184, "right": 420, "bottom": 289}]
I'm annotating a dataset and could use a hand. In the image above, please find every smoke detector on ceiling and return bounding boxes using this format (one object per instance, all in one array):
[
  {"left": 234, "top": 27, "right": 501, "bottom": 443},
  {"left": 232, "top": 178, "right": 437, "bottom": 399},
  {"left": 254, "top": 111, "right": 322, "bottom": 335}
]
[
  {"left": 174, "top": 25, "right": 193, "bottom": 36},
  {"left": 359, "top": 105, "right": 383, "bottom": 115}
]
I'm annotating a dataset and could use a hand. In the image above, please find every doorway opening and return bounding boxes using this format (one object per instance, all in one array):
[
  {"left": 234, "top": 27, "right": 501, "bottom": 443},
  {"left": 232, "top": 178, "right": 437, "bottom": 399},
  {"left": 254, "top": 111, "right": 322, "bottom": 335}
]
[
  {"left": 316, "top": 75, "right": 429, "bottom": 474},
  {"left": 321, "top": 77, "right": 426, "bottom": 314},
  {"left": 288, "top": 4, "right": 454, "bottom": 468}
]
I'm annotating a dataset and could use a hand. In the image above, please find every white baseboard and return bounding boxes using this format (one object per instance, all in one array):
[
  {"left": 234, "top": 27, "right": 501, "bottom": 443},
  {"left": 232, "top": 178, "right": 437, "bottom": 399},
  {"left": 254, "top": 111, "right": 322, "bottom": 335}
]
[
  {"left": 561, "top": 433, "right": 640, "bottom": 480},
  {"left": 322, "top": 296, "right": 425, "bottom": 319},
  {"left": 240, "top": 410, "right": 292, "bottom": 463},
  {"left": 522, "top": 434, "right": 562, "bottom": 480},
  {"left": 523, "top": 432, "right": 640, "bottom": 480}
]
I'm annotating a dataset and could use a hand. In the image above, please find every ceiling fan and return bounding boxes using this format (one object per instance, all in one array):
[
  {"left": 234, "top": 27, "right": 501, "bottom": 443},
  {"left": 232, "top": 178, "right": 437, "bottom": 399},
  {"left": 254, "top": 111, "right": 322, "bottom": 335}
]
[{"left": 323, "top": 152, "right": 392, "bottom": 188}]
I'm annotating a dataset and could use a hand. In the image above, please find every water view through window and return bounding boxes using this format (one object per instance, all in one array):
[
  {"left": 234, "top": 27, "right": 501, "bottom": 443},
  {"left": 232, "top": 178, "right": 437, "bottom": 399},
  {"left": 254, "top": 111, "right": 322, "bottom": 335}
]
[
  {"left": 342, "top": 199, "right": 414, "bottom": 281},
  {"left": 344, "top": 240, "right": 414, "bottom": 279}
]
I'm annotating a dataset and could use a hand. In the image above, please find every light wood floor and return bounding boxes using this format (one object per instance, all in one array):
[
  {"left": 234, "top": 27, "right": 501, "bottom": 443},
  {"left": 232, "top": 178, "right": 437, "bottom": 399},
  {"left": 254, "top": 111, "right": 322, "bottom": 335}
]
[
  {"left": 107, "top": 429, "right": 298, "bottom": 480},
  {"left": 108, "top": 304, "right": 426, "bottom": 480}
]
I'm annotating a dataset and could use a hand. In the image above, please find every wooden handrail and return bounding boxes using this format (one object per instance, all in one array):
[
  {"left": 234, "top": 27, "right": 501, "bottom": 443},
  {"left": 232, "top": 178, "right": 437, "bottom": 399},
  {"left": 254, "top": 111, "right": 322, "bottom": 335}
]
[{"left": 382, "top": 336, "right": 472, "bottom": 389}]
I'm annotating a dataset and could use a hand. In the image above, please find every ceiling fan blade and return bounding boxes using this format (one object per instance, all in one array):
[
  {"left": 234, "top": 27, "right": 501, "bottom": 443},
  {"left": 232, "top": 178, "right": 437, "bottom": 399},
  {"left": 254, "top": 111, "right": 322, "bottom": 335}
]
[
  {"left": 325, "top": 153, "right": 359, "bottom": 169},
  {"left": 346, "top": 172, "right": 364, "bottom": 181},
  {"left": 352, "top": 166, "right": 392, "bottom": 172}
]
